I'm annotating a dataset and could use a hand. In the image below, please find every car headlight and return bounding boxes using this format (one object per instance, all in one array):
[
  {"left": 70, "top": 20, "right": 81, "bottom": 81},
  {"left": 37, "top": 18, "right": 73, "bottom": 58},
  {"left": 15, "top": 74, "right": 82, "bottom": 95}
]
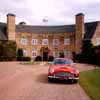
[
  {"left": 74, "top": 70, "right": 79, "bottom": 74},
  {"left": 50, "top": 68, "right": 54, "bottom": 73}
]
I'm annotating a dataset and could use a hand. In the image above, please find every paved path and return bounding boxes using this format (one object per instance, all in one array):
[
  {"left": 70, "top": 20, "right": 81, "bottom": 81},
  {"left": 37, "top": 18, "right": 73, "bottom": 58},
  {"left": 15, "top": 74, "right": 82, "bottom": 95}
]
[{"left": 0, "top": 62, "right": 94, "bottom": 100}]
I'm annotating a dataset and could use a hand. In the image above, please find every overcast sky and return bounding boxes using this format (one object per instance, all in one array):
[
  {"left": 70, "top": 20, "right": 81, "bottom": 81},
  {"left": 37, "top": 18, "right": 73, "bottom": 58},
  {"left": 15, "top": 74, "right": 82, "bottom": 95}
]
[{"left": 0, "top": 0, "right": 100, "bottom": 25}]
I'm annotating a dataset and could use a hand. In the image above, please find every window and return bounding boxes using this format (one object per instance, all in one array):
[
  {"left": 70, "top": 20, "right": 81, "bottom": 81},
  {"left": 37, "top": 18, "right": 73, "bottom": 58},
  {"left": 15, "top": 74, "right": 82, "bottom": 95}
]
[
  {"left": 64, "top": 51, "right": 71, "bottom": 57},
  {"left": 53, "top": 51, "right": 59, "bottom": 58},
  {"left": 32, "top": 50, "right": 37, "bottom": 57},
  {"left": 23, "top": 50, "right": 27, "bottom": 56},
  {"left": 32, "top": 39, "right": 37, "bottom": 45},
  {"left": 42, "top": 39, "right": 48, "bottom": 45},
  {"left": 64, "top": 39, "right": 70, "bottom": 45},
  {"left": 53, "top": 39, "right": 59, "bottom": 45},
  {"left": 21, "top": 38, "right": 27, "bottom": 45},
  {"left": 97, "top": 38, "right": 100, "bottom": 45}
]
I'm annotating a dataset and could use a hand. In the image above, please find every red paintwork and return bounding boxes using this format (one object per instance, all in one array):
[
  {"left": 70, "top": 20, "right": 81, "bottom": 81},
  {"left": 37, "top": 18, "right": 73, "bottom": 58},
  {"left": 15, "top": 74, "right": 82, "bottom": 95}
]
[
  {"left": 48, "top": 65, "right": 77, "bottom": 75},
  {"left": 48, "top": 58, "right": 79, "bottom": 78}
]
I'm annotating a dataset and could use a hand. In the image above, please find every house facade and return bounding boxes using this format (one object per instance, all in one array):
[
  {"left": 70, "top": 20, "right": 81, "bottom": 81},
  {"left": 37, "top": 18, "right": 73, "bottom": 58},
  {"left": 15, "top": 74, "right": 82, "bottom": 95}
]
[{"left": 0, "top": 13, "right": 100, "bottom": 60}]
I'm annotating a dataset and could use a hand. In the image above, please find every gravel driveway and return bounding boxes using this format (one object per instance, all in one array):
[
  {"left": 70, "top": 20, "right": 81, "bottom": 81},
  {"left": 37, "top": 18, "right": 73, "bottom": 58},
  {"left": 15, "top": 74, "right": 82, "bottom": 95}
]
[{"left": 0, "top": 62, "right": 95, "bottom": 100}]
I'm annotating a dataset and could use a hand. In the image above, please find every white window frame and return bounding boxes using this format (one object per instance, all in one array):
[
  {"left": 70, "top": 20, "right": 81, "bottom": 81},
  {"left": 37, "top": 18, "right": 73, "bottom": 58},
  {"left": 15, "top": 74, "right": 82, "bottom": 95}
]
[
  {"left": 32, "top": 50, "right": 37, "bottom": 57},
  {"left": 23, "top": 50, "right": 27, "bottom": 57},
  {"left": 32, "top": 39, "right": 38, "bottom": 45},
  {"left": 64, "top": 38, "right": 70, "bottom": 45},
  {"left": 21, "top": 38, "right": 27, "bottom": 45},
  {"left": 64, "top": 51, "right": 71, "bottom": 57},
  {"left": 53, "top": 51, "right": 59, "bottom": 58},
  {"left": 97, "top": 38, "right": 100, "bottom": 45},
  {"left": 53, "top": 39, "right": 59, "bottom": 46},
  {"left": 42, "top": 39, "right": 48, "bottom": 45}
]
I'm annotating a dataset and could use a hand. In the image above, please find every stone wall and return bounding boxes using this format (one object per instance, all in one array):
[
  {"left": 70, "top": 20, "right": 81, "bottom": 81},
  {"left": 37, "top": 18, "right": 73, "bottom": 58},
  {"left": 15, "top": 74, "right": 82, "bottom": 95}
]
[
  {"left": 7, "top": 14, "right": 16, "bottom": 41},
  {"left": 16, "top": 32, "right": 75, "bottom": 59},
  {"left": 92, "top": 22, "right": 100, "bottom": 46},
  {"left": 75, "top": 13, "right": 85, "bottom": 54}
]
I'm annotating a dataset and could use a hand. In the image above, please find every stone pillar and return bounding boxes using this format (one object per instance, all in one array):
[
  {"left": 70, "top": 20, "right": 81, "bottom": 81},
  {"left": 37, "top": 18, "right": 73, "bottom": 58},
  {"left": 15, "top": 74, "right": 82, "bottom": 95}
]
[
  {"left": 75, "top": 13, "right": 85, "bottom": 54},
  {"left": 7, "top": 13, "right": 16, "bottom": 41}
]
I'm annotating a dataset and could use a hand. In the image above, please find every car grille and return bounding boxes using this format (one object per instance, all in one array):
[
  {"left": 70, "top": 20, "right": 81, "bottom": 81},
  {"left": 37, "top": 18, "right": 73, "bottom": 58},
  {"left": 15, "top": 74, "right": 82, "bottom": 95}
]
[{"left": 55, "top": 72, "right": 71, "bottom": 77}]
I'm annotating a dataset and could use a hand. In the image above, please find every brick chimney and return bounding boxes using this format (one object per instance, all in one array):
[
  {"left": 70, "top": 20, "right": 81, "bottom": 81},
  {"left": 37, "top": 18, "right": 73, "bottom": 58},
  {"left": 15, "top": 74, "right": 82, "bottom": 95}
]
[
  {"left": 75, "top": 13, "right": 85, "bottom": 54},
  {"left": 7, "top": 13, "right": 16, "bottom": 41}
]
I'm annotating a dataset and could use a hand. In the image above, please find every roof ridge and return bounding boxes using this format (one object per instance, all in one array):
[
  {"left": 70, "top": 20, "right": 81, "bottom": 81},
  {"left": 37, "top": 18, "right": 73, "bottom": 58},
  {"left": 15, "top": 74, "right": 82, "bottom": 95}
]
[
  {"left": 0, "top": 22, "right": 6, "bottom": 24},
  {"left": 16, "top": 24, "right": 75, "bottom": 27}
]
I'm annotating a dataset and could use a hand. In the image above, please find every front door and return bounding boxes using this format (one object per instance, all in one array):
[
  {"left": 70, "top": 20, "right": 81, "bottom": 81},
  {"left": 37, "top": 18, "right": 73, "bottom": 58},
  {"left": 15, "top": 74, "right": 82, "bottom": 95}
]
[{"left": 43, "top": 52, "right": 48, "bottom": 61}]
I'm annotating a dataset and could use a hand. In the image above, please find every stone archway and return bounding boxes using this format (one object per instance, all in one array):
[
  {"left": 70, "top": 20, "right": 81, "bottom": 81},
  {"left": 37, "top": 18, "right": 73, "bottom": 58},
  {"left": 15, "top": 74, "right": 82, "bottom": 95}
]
[{"left": 40, "top": 47, "right": 50, "bottom": 61}]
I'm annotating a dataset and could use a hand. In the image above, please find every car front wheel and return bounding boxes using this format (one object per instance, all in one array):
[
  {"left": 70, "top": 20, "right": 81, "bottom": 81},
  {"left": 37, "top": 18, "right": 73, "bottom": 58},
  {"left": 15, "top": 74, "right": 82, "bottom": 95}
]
[
  {"left": 73, "top": 79, "right": 78, "bottom": 83},
  {"left": 48, "top": 77, "right": 53, "bottom": 82}
]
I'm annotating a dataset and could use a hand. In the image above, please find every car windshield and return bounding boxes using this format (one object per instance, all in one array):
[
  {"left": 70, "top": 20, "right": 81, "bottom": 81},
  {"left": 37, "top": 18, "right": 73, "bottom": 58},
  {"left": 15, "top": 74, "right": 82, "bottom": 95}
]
[{"left": 53, "top": 59, "right": 72, "bottom": 65}]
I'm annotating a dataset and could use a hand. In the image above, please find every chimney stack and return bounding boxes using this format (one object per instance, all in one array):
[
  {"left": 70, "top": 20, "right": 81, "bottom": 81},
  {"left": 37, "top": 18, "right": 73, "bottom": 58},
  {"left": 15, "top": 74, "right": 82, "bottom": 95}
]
[
  {"left": 75, "top": 13, "right": 85, "bottom": 54},
  {"left": 7, "top": 13, "right": 16, "bottom": 41}
]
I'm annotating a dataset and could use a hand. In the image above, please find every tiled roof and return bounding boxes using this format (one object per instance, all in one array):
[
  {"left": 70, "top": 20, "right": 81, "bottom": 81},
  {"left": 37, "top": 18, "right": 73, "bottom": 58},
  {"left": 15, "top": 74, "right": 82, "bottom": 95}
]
[
  {"left": 0, "top": 22, "right": 7, "bottom": 40},
  {"left": 16, "top": 24, "right": 75, "bottom": 33},
  {"left": 84, "top": 21, "right": 98, "bottom": 40},
  {"left": 0, "top": 21, "right": 99, "bottom": 40}
]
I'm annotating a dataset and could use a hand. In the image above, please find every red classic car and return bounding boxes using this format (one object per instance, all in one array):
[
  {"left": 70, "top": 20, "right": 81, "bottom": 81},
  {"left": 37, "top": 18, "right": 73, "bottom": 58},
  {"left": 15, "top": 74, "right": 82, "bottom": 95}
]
[{"left": 48, "top": 58, "right": 79, "bottom": 83}]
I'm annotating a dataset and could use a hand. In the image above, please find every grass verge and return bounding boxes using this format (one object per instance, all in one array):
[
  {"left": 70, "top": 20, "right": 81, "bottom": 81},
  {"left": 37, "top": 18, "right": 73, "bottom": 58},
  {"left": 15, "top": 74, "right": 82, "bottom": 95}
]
[
  {"left": 20, "top": 61, "right": 41, "bottom": 65},
  {"left": 20, "top": 61, "right": 53, "bottom": 65},
  {"left": 79, "top": 69, "right": 100, "bottom": 100}
]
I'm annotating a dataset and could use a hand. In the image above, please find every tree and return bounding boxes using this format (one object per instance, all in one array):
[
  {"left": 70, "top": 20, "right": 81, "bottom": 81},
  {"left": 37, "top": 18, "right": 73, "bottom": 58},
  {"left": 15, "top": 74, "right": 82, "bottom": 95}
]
[
  {"left": 93, "top": 45, "right": 100, "bottom": 65},
  {"left": 0, "top": 40, "right": 16, "bottom": 61},
  {"left": 17, "top": 48, "right": 23, "bottom": 57},
  {"left": 59, "top": 51, "right": 64, "bottom": 58},
  {"left": 81, "top": 40, "right": 93, "bottom": 58},
  {"left": 76, "top": 40, "right": 94, "bottom": 63}
]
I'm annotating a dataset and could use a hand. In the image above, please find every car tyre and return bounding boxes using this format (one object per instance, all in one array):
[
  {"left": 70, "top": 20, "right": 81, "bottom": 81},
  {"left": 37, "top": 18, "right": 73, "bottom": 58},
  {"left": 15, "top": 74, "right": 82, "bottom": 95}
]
[
  {"left": 48, "top": 77, "right": 53, "bottom": 82},
  {"left": 73, "top": 79, "right": 78, "bottom": 83}
]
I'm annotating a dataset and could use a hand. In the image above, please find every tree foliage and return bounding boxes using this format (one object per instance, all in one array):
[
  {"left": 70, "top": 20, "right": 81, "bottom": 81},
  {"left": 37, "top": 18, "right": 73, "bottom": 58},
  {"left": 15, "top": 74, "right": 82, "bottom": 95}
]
[
  {"left": 17, "top": 48, "right": 23, "bottom": 57},
  {"left": 59, "top": 51, "right": 64, "bottom": 58},
  {"left": 0, "top": 40, "right": 16, "bottom": 61},
  {"left": 16, "top": 48, "right": 31, "bottom": 61},
  {"left": 81, "top": 40, "right": 93, "bottom": 58},
  {"left": 76, "top": 40, "right": 94, "bottom": 63}
]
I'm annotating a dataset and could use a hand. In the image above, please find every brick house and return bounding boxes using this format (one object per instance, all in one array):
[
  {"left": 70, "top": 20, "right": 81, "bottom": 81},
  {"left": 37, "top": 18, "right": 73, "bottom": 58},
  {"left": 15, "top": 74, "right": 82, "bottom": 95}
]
[{"left": 0, "top": 13, "right": 100, "bottom": 60}]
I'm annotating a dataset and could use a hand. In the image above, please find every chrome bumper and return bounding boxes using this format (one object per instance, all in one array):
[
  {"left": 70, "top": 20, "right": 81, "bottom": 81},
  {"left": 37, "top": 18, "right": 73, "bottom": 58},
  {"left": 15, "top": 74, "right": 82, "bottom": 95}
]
[{"left": 48, "top": 75, "right": 79, "bottom": 80}]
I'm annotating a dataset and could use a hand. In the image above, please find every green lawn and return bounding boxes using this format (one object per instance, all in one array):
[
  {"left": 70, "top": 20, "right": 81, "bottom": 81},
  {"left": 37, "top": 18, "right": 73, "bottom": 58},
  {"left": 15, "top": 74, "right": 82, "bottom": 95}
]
[
  {"left": 20, "top": 61, "right": 41, "bottom": 65},
  {"left": 79, "top": 69, "right": 100, "bottom": 100}
]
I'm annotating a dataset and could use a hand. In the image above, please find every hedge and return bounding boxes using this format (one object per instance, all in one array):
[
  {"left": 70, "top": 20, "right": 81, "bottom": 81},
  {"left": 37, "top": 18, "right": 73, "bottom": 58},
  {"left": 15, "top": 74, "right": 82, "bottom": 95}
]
[{"left": 17, "top": 57, "right": 31, "bottom": 61}]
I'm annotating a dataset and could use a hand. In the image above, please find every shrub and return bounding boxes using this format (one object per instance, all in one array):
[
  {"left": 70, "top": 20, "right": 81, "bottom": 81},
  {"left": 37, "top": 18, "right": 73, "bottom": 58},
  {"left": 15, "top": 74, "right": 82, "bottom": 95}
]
[
  {"left": 35, "top": 56, "right": 42, "bottom": 61},
  {"left": 48, "top": 56, "right": 54, "bottom": 61},
  {"left": 93, "top": 46, "right": 100, "bottom": 66},
  {"left": 75, "top": 40, "right": 94, "bottom": 64},
  {"left": 59, "top": 52, "right": 64, "bottom": 58},
  {"left": 17, "top": 57, "right": 23, "bottom": 61},
  {"left": 22, "top": 57, "right": 31, "bottom": 61},
  {"left": 17, "top": 57, "right": 31, "bottom": 61},
  {"left": 75, "top": 54, "right": 85, "bottom": 63},
  {"left": 17, "top": 48, "right": 23, "bottom": 57},
  {"left": 0, "top": 40, "right": 16, "bottom": 61},
  {"left": 72, "top": 52, "right": 76, "bottom": 62}
]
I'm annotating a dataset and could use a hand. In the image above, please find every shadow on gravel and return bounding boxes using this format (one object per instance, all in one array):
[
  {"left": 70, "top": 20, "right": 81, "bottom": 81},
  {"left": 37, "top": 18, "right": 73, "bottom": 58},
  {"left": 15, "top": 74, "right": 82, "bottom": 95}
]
[
  {"left": 36, "top": 73, "right": 75, "bottom": 85},
  {"left": 35, "top": 73, "right": 49, "bottom": 84}
]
